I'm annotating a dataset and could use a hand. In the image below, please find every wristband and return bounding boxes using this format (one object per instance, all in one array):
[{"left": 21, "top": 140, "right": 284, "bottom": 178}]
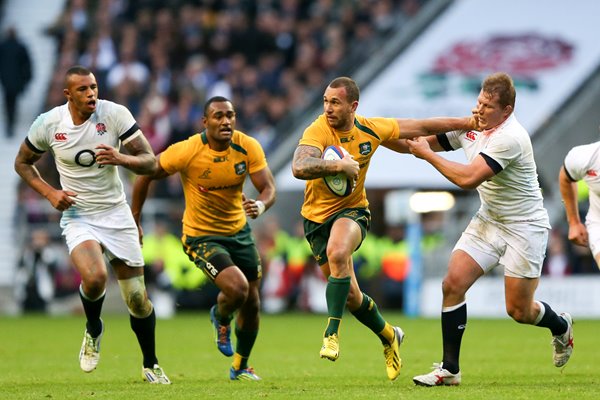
[{"left": 255, "top": 200, "right": 266, "bottom": 216}]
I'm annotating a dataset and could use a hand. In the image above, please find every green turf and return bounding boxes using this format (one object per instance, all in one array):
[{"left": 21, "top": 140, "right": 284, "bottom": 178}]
[{"left": 0, "top": 312, "right": 596, "bottom": 399}]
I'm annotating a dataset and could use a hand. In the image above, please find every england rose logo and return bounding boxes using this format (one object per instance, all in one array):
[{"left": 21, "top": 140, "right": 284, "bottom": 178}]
[
  {"left": 96, "top": 123, "right": 107, "bottom": 135},
  {"left": 418, "top": 33, "right": 574, "bottom": 98}
]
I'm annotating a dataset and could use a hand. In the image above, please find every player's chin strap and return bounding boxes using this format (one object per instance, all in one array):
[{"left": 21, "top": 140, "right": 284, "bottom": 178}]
[{"left": 255, "top": 200, "right": 266, "bottom": 216}]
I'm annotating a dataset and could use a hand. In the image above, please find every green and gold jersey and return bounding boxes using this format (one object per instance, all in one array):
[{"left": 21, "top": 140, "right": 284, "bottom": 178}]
[
  {"left": 299, "top": 114, "right": 400, "bottom": 223},
  {"left": 160, "top": 130, "right": 267, "bottom": 236}
]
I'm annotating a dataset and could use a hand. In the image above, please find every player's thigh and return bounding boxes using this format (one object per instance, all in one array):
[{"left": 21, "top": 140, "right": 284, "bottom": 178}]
[
  {"left": 453, "top": 215, "right": 502, "bottom": 275},
  {"left": 70, "top": 240, "right": 108, "bottom": 282},
  {"left": 327, "top": 218, "right": 362, "bottom": 259},
  {"left": 501, "top": 224, "right": 548, "bottom": 278},
  {"left": 445, "top": 249, "right": 485, "bottom": 294},
  {"left": 183, "top": 230, "right": 260, "bottom": 286}
]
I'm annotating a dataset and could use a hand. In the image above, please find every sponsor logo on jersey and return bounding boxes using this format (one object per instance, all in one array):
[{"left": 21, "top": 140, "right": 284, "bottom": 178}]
[
  {"left": 96, "top": 123, "right": 107, "bottom": 135},
  {"left": 234, "top": 161, "right": 247, "bottom": 175},
  {"left": 199, "top": 169, "right": 212, "bottom": 179},
  {"left": 213, "top": 156, "right": 228, "bottom": 162},
  {"left": 198, "top": 183, "right": 240, "bottom": 192},
  {"left": 466, "top": 131, "right": 477, "bottom": 141},
  {"left": 205, "top": 262, "right": 219, "bottom": 278},
  {"left": 359, "top": 142, "right": 372, "bottom": 155},
  {"left": 54, "top": 132, "right": 67, "bottom": 141},
  {"left": 587, "top": 169, "right": 598, "bottom": 177},
  {"left": 341, "top": 135, "right": 354, "bottom": 143}
]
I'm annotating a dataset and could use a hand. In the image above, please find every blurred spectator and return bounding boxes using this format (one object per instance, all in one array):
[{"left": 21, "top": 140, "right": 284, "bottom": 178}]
[
  {"left": 14, "top": 229, "right": 60, "bottom": 312},
  {"left": 0, "top": 26, "right": 32, "bottom": 136},
  {"left": 543, "top": 229, "right": 571, "bottom": 277}
]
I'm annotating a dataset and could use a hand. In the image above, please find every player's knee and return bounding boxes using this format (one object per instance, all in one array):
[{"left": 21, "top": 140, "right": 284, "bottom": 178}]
[
  {"left": 441, "top": 276, "right": 464, "bottom": 298},
  {"left": 81, "top": 270, "right": 108, "bottom": 293},
  {"left": 506, "top": 305, "right": 529, "bottom": 324},
  {"left": 222, "top": 279, "right": 249, "bottom": 308},
  {"left": 118, "top": 276, "right": 152, "bottom": 318},
  {"left": 326, "top": 247, "right": 348, "bottom": 267}
]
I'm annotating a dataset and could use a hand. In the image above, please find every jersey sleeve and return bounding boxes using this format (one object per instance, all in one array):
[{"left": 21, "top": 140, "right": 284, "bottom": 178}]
[
  {"left": 108, "top": 102, "right": 140, "bottom": 143},
  {"left": 26, "top": 114, "right": 50, "bottom": 153},
  {"left": 563, "top": 145, "right": 590, "bottom": 182},
  {"left": 298, "top": 117, "right": 327, "bottom": 151},
  {"left": 440, "top": 130, "right": 465, "bottom": 151},
  {"left": 480, "top": 132, "right": 520, "bottom": 170},
  {"left": 246, "top": 136, "right": 268, "bottom": 174},
  {"left": 371, "top": 117, "right": 400, "bottom": 141},
  {"left": 159, "top": 139, "right": 194, "bottom": 174}
]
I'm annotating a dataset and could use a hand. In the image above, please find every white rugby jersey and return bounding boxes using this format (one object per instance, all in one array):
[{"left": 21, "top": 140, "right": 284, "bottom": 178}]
[
  {"left": 26, "top": 99, "right": 142, "bottom": 215},
  {"left": 563, "top": 141, "right": 600, "bottom": 224},
  {"left": 439, "top": 113, "right": 550, "bottom": 227}
]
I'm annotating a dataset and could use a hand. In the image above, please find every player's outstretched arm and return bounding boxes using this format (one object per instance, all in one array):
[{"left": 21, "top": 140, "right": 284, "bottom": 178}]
[
  {"left": 383, "top": 135, "right": 442, "bottom": 154},
  {"left": 396, "top": 116, "right": 478, "bottom": 139}
]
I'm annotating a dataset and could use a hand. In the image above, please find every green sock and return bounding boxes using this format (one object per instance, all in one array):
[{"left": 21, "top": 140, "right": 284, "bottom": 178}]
[
  {"left": 234, "top": 327, "right": 258, "bottom": 369},
  {"left": 351, "top": 293, "right": 387, "bottom": 344},
  {"left": 324, "top": 276, "right": 351, "bottom": 336}
]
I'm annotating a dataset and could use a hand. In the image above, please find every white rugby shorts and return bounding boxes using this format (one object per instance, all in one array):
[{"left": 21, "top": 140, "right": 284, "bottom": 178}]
[
  {"left": 453, "top": 213, "right": 549, "bottom": 278},
  {"left": 60, "top": 203, "right": 144, "bottom": 267}
]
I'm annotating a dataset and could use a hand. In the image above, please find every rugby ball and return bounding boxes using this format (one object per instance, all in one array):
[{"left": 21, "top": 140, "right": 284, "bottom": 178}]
[{"left": 322, "top": 145, "right": 353, "bottom": 197}]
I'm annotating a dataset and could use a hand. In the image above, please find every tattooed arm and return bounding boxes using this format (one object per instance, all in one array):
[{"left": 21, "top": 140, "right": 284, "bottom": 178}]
[
  {"left": 95, "top": 132, "right": 156, "bottom": 175},
  {"left": 291, "top": 145, "right": 359, "bottom": 181}
]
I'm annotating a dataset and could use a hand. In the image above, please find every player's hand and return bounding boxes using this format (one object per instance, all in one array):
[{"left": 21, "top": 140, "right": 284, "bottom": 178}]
[
  {"left": 95, "top": 144, "right": 124, "bottom": 166},
  {"left": 467, "top": 114, "right": 481, "bottom": 131},
  {"left": 568, "top": 223, "right": 589, "bottom": 247},
  {"left": 242, "top": 193, "right": 264, "bottom": 219},
  {"left": 407, "top": 136, "right": 432, "bottom": 159},
  {"left": 47, "top": 189, "right": 77, "bottom": 211},
  {"left": 340, "top": 154, "right": 359, "bottom": 181}
]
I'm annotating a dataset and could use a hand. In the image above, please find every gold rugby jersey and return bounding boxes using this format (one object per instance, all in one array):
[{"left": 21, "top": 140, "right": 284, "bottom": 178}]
[
  {"left": 160, "top": 130, "right": 267, "bottom": 236},
  {"left": 299, "top": 114, "right": 399, "bottom": 223}
]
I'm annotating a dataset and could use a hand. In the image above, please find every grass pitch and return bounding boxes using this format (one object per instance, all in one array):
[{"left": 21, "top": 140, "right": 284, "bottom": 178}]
[{"left": 1, "top": 312, "right": 597, "bottom": 399}]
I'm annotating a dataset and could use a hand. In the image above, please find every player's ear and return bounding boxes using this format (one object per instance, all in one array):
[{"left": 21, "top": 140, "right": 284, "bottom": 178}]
[{"left": 63, "top": 88, "right": 71, "bottom": 100}]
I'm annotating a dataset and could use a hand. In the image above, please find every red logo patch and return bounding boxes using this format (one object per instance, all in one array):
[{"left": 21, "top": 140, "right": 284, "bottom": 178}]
[
  {"left": 586, "top": 169, "right": 598, "bottom": 177},
  {"left": 465, "top": 131, "right": 477, "bottom": 141},
  {"left": 96, "top": 123, "right": 107, "bottom": 135},
  {"left": 54, "top": 132, "right": 67, "bottom": 141}
]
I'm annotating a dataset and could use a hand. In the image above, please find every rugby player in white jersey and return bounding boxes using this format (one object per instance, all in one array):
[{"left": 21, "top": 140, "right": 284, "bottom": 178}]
[
  {"left": 559, "top": 136, "right": 600, "bottom": 265},
  {"left": 391, "top": 72, "right": 573, "bottom": 386},
  {"left": 14, "top": 65, "right": 170, "bottom": 384}
]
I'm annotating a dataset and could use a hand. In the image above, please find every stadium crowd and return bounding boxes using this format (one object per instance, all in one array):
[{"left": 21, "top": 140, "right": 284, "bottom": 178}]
[{"left": 42, "top": 0, "right": 425, "bottom": 154}]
